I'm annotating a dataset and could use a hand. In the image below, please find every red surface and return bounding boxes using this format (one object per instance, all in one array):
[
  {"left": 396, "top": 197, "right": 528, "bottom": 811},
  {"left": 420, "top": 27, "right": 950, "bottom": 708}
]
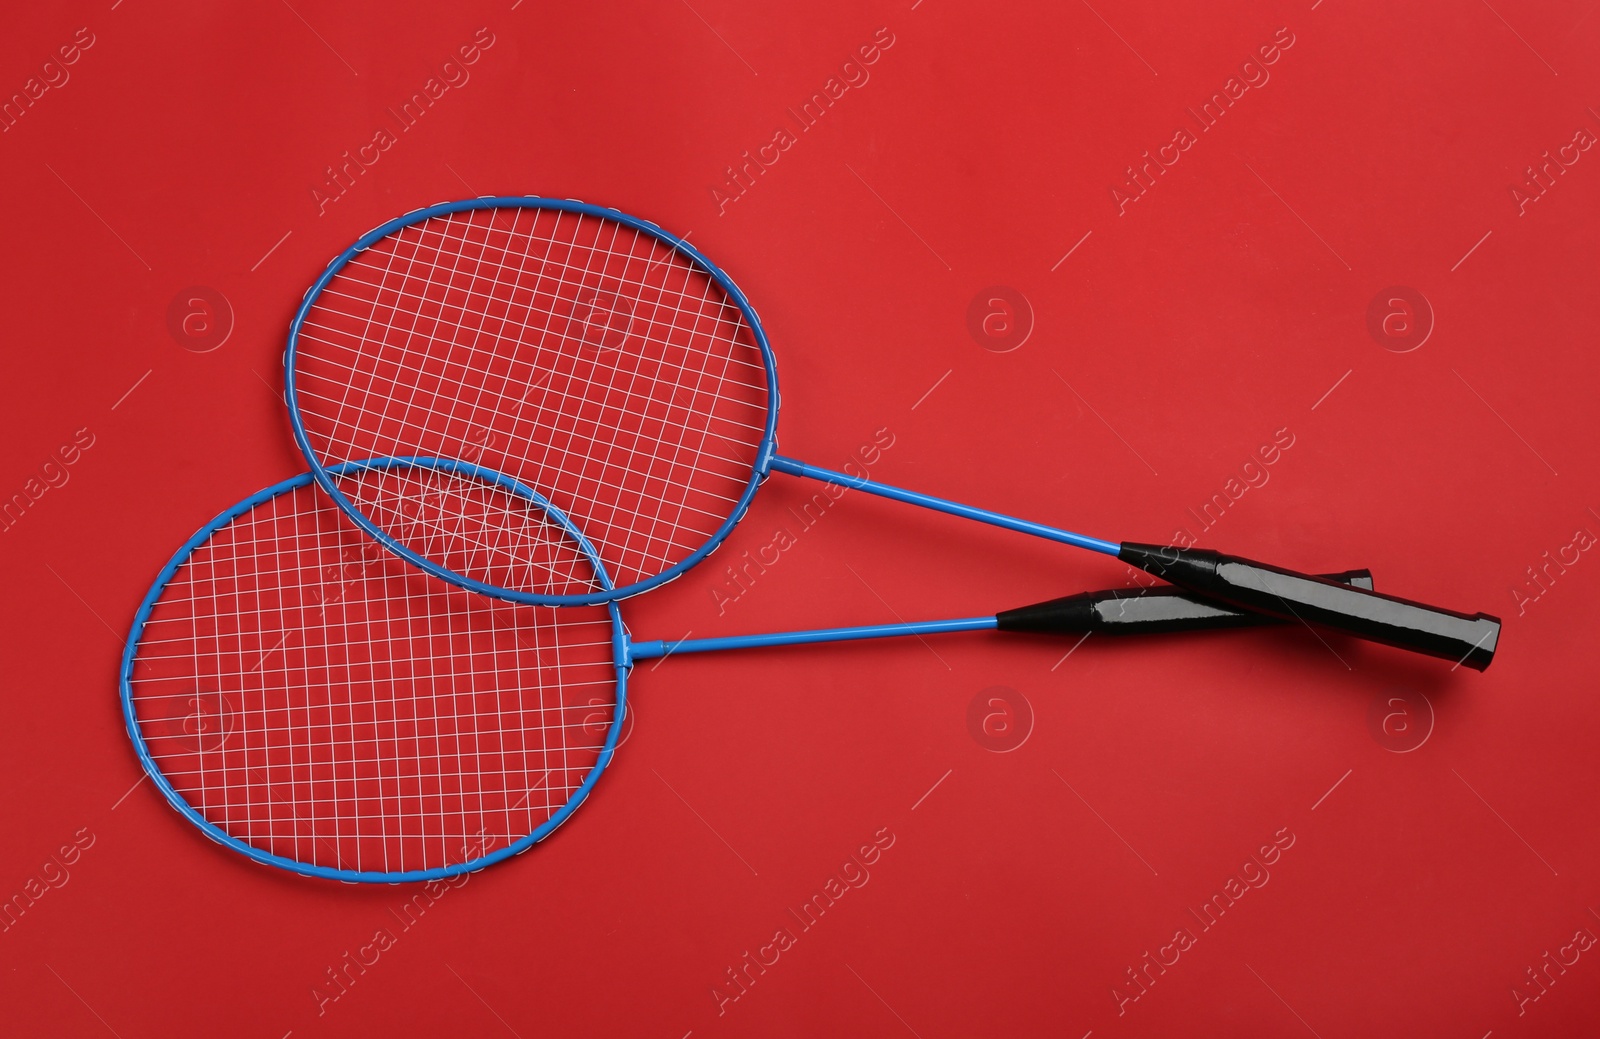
[{"left": 1, "top": 1, "right": 1597, "bottom": 1036}]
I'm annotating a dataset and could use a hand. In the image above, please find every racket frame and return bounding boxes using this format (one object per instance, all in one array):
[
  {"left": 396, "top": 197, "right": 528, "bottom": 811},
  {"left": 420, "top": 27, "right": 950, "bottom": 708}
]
[
  {"left": 119, "top": 456, "right": 630, "bottom": 883},
  {"left": 284, "top": 196, "right": 782, "bottom": 606}
]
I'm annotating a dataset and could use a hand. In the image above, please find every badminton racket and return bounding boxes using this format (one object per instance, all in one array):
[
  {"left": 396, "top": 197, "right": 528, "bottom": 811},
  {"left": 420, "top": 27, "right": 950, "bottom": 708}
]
[
  {"left": 283, "top": 197, "right": 1498, "bottom": 669},
  {"left": 122, "top": 458, "right": 1371, "bottom": 882}
]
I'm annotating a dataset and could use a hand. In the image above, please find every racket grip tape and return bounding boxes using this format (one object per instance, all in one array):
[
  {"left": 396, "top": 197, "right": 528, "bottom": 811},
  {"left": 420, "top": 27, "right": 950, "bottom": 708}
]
[
  {"left": 995, "top": 569, "right": 1373, "bottom": 637},
  {"left": 1117, "top": 544, "right": 1500, "bottom": 671}
]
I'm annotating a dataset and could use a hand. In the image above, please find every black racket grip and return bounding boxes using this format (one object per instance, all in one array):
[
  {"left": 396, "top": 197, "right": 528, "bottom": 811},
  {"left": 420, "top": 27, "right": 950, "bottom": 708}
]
[
  {"left": 1118, "top": 544, "right": 1500, "bottom": 670},
  {"left": 995, "top": 570, "right": 1373, "bottom": 636}
]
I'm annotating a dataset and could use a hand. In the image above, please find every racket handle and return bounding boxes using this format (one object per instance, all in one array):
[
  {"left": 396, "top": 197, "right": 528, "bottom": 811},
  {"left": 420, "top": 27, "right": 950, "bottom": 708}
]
[
  {"left": 1117, "top": 544, "right": 1500, "bottom": 670},
  {"left": 995, "top": 569, "right": 1373, "bottom": 636}
]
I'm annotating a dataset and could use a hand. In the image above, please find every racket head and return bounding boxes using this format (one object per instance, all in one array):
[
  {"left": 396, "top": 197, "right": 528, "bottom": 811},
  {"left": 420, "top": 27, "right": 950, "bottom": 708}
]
[
  {"left": 285, "top": 197, "right": 780, "bottom": 607},
  {"left": 119, "top": 457, "right": 628, "bottom": 883}
]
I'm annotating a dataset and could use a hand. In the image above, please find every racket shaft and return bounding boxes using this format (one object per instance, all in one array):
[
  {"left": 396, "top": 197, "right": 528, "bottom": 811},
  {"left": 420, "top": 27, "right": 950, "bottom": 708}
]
[
  {"left": 766, "top": 455, "right": 1122, "bottom": 556},
  {"left": 1119, "top": 544, "right": 1500, "bottom": 670},
  {"left": 628, "top": 616, "right": 999, "bottom": 661},
  {"left": 995, "top": 569, "right": 1374, "bottom": 635}
]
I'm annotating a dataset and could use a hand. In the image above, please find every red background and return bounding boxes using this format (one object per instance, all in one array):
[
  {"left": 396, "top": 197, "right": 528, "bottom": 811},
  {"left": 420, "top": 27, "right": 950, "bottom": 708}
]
[{"left": 2, "top": 1, "right": 1597, "bottom": 1036}]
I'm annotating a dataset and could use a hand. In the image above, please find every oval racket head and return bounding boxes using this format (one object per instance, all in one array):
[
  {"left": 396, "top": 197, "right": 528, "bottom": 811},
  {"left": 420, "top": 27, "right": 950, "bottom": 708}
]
[
  {"left": 286, "top": 197, "right": 779, "bottom": 606},
  {"left": 120, "top": 458, "right": 626, "bottom": 882}
]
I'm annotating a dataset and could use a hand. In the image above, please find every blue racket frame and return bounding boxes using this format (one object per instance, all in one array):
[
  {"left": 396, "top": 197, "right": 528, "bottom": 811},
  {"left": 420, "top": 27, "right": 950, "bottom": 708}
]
[
  {"left": 283, "top": 196, "right": 783, "bottom": 607},
  {"left": 119, "top": 456, "right": 629, "bottom": 884}
]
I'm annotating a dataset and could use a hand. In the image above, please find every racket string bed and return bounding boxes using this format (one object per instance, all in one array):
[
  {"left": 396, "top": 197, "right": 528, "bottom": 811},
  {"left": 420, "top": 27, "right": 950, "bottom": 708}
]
[
  {"left": 122, "top": 462, "right": 624, "bottom": 881},
  {"left": 291, "top": 204, "right": 771, "bottom": 596}
]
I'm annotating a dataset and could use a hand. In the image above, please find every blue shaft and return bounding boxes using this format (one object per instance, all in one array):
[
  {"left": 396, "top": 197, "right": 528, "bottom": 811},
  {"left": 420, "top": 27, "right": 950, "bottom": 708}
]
[
  {"left": 766, "top": 455, "right": 1122, "bottom": 556},
  {"left": 629, "top": 616, "right": 998, "bottom": 662}
]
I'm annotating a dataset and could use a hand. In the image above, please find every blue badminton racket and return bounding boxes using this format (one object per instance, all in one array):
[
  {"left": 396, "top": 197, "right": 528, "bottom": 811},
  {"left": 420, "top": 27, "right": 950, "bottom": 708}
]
[
  {"left": 283, "top": 197, "right": 1498, "bottom": 669},
  {"left": 121, "top": 458, "right": 1373, "bottom": 882}
]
